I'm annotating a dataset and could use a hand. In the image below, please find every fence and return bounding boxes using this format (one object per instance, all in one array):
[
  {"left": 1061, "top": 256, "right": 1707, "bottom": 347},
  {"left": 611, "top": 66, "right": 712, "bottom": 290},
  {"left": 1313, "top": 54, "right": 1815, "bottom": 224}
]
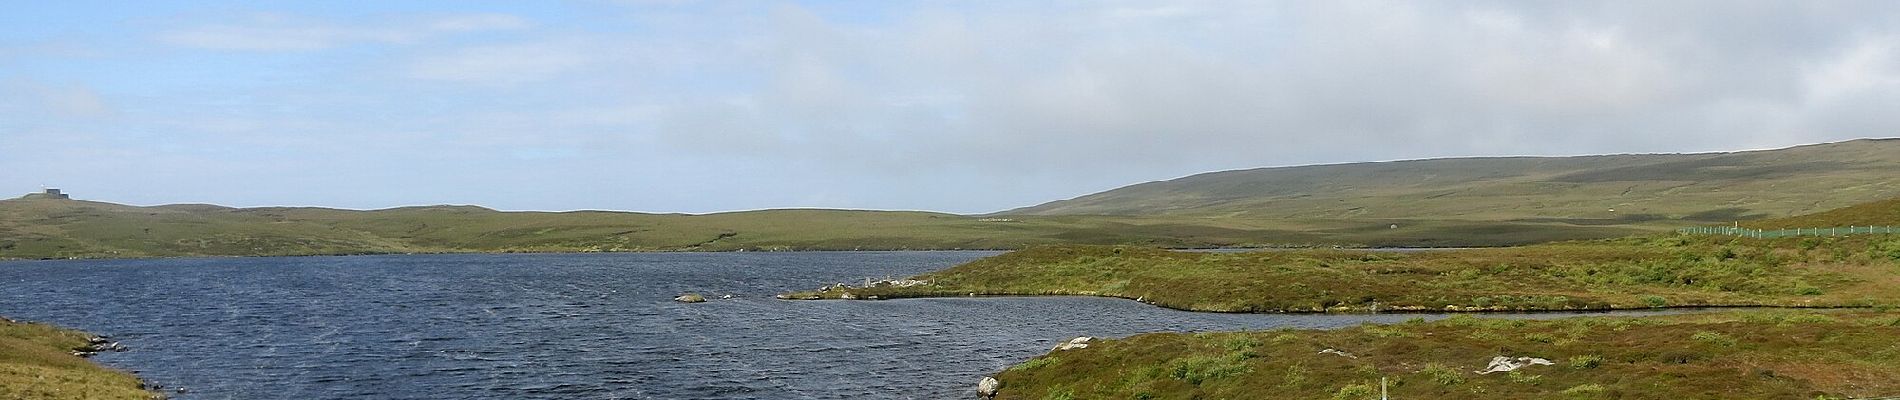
[{"left": 1676, "top": 225, "right": 1900, "bottom": 239}]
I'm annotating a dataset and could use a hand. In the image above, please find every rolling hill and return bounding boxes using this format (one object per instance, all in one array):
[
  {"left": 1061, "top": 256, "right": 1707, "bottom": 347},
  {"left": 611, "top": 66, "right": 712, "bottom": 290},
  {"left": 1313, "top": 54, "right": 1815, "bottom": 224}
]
[
  {"left": 0, "top": 197, "right": 1656, "bottom": 259},
  {"left": 1003, "top": 138, "right": 1900, "bottom": 221},
  {"left": 5, "top": 139, "right": 1899, "bottom": 259}
]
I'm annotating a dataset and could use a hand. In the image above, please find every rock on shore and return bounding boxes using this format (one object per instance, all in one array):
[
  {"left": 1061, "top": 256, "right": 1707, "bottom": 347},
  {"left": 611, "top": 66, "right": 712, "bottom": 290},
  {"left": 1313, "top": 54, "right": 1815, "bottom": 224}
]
[
  {"left": 1051, "top": 336, "right": 1091, "bottom": 351},
  {"left": 977, "top": 376, "right": 1000, "bottom": 399}
]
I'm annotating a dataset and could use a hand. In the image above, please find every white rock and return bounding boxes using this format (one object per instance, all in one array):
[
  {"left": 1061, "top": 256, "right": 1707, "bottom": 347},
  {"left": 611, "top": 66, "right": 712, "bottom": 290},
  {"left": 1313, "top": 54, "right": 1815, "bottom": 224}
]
[
  {"left": 1319, "top": 348, "right": 1358, "bottom": 359},
  {"left": 1476, "top": 356, "right": 1553, "bottom": 374},
  {"left": 1052, "top": 336, "right": 1092, "bottom": 351},
  {"left": 977, "top": 376, "right": 1001, "bottom": 398}
]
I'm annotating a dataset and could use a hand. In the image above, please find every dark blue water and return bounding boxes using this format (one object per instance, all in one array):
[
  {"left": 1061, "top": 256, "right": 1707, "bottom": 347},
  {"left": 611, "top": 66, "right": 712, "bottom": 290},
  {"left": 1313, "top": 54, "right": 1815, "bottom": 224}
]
[{"left": 0, "top": 252, "right": 1672, "bottom": 399}]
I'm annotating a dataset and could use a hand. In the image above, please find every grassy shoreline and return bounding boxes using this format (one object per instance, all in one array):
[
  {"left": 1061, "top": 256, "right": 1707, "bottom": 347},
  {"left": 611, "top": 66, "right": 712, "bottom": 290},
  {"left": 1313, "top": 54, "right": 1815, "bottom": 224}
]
[
  {"left": 0, "top": 243, "right": 1494, "bottom": 263},
  {"left": 983, "top": 310, "right": 1900, "bottom": 399},
  {"left": 780, "top": 235, "right": 1900, "bottom": 313},
  {"left": 0, "top": 317, "right": 157, "bottom": 400}
]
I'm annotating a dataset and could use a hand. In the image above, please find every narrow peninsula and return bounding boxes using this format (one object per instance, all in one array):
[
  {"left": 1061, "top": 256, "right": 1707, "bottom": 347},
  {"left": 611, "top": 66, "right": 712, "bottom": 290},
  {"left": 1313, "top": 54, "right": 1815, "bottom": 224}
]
[{"left": 0, "top": 318, "right": 158, "bottom": 400}]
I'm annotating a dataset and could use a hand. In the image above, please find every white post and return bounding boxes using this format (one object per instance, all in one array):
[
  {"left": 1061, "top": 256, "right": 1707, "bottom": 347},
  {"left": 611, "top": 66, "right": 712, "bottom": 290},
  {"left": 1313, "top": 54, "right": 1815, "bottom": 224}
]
[{"left": 1381, "top": 377, "right": 1389, "bottom": 400}]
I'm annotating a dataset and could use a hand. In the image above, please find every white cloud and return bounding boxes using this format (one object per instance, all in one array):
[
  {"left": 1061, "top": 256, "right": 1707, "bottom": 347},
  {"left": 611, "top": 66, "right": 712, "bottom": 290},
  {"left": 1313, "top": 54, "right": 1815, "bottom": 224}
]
[
  {"left": 614, "top": 1, "right": 1900, "bottom": 181},
  {"left": 402, "top": 40, "right": 595, "bottom": 85},
  {"left": 22, "top": 1, "right": 1900, "bottom": 213},
  {"left": 156, "top": 12, "right": 529, "bottom": 51},
  {"left": 428, "top": 14, "right": 531, "bottom": 32},
  {"left": 0, "top": 79, "right": 115, "bottom": 119},
  {"left": 1802, "top": 36, "right": 1900, "bottom": 100}
]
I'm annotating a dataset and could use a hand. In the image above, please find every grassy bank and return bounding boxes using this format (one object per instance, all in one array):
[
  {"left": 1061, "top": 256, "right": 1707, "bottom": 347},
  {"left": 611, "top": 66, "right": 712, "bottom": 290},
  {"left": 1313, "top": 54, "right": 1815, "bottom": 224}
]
[
  {"left": 0, "top": 318, "right": 155, "bottom": 400},
  {"left": 985, "top": 311, "right": 1900, "bottom": 399},
  {"left": 782, "top": 235, "right": 1900, "bottom": 313}
]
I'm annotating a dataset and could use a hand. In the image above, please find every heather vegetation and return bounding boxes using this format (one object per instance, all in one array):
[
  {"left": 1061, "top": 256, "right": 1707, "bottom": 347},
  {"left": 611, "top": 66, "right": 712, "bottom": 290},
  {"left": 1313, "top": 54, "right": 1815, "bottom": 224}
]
[
  {"left": 985, "top": 311, "right": 1900, "bottom": 399},
  {"left": 1741, "top": 196, "right": 1900, "bottom": 230}
]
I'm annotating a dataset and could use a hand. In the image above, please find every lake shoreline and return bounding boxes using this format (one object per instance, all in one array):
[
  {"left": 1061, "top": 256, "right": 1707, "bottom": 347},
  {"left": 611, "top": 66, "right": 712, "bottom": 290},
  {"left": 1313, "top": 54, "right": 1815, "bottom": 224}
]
[
  {"left": 0, "top": 244, "right": 1499, "bottom": 263},
  {"left": 778, "top": 292, "right": 1885, "bottom": 315},
  {"left": 0, "top": 316, "right": 163, "bottom": 399}
]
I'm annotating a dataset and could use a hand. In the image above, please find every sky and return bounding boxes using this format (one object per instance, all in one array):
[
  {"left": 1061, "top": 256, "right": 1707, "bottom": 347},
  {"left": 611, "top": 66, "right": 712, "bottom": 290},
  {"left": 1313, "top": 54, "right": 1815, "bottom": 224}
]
[{"left": 3, "top": 1, "right": 1898, "bottom": 214}]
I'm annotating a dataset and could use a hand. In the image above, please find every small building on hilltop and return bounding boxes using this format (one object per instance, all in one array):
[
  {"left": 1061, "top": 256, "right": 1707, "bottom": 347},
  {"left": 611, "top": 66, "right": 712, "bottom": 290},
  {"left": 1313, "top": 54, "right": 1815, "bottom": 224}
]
[{"left": 21, "top": 188, "right": 71, "bottom": 200}]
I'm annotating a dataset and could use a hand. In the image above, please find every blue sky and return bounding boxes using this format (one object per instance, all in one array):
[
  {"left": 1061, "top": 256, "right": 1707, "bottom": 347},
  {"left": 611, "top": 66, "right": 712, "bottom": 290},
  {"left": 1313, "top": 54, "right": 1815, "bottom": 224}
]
[{"left": 4, "top": 1, "right": 1898, "bottom": 213}]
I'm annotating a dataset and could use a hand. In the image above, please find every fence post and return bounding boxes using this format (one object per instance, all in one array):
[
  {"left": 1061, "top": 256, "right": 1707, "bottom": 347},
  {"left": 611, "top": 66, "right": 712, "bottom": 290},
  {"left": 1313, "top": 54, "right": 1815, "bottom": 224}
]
[{"left": 1681, "top": 225, "right": 1900, "bottom": 237}]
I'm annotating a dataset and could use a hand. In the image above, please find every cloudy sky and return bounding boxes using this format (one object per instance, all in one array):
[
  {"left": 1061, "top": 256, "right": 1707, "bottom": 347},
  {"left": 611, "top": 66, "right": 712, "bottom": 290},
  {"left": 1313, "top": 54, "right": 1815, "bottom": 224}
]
[{"left": 3, "top": 1, "right": 1897, "bottom": 213}]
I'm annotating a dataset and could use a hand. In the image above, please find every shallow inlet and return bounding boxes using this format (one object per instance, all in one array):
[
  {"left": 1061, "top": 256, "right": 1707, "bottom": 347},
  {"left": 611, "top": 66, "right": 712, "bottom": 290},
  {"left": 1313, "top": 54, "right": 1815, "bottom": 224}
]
[{"left": 1, "top": 252, "right": 1693, "bottom": 399}]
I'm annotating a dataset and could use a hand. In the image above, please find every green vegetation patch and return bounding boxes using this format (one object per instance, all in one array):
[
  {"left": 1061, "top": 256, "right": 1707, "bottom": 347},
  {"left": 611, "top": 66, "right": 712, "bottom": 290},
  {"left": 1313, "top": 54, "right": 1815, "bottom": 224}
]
[
  {"left": 985, "top": 311, "right": 1900, "bottom": 399},
  {"left": 1744, "top": 196, "right": 1900, "bottom": 229},
  {"left": 790, "top": 235, "right": 1900, "bottom": 313},
  {"left": 0, "top": 318, "right": 155, "bottom": 400}
]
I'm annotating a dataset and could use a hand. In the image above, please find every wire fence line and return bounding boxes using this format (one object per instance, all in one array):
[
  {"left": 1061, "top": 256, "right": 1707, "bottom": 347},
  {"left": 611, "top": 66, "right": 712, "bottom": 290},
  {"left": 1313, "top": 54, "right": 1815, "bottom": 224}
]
[{"left": 1676, "top": 225, "right": 1900, "bottom": 239}]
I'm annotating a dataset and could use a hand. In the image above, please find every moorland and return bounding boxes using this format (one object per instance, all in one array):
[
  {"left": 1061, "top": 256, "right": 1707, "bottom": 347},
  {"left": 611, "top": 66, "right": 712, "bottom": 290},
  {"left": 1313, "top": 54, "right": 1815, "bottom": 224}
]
[{"left": 6, "top": 139, "right": 1899, "bottom": 260}]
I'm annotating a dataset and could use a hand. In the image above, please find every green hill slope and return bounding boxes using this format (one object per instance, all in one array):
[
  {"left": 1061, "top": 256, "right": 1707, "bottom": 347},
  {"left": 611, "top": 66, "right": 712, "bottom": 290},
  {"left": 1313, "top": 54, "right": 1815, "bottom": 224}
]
[
  {"left": 1004, "top": 138, "right": 1900, "bottom": 221},
  {"left": 1741, "top": 196, "right": 1900, "bottom": 229}
]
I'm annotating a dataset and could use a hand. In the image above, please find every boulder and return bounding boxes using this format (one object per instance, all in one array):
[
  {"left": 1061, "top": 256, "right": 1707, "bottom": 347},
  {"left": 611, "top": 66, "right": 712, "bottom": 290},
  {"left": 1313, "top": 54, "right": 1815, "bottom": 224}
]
[
  {"left": 839, "top": 292, "right": 858, "bottom": 300},
  {"left": 673, "top": 293, "right": 707, "bottom": 303},
  {"left": 1319, "top": 348, "right": 1358, "bottom": 359},
  {"left": 1476, "top": 356, "right": 1553, "bottom": 374},
  {"left": 886, "top": 279, "right": 929, "bottom": 288},
  {"left": 1052, "top": 336, "right": 1092, "bottom": 351},
  {"left": 977, "top": 376, "right": 1001, "bottom": 399}
]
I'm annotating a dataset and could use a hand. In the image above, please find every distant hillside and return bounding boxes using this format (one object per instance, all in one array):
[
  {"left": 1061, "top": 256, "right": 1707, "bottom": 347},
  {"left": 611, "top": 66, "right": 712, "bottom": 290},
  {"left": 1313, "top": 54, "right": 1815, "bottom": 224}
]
[
  {"left": 1004, "top": 139, "right": 1900, "bottom": 221},
  {"left": 0, "top": 196, "right": 1649, "bottom": 260},
  {"left": 15, "top": 139, "right": 1899, "bottom": 259},
  {"left": 1742, "top": 196, "right": 1900, "bottom": 229}
]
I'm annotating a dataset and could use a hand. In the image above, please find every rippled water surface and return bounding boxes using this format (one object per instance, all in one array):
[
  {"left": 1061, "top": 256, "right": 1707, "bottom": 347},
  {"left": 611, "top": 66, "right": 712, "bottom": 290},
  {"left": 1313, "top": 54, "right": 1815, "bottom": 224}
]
[{"left": 1, "top": 252, "right": 1663, "bottom": 399}]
